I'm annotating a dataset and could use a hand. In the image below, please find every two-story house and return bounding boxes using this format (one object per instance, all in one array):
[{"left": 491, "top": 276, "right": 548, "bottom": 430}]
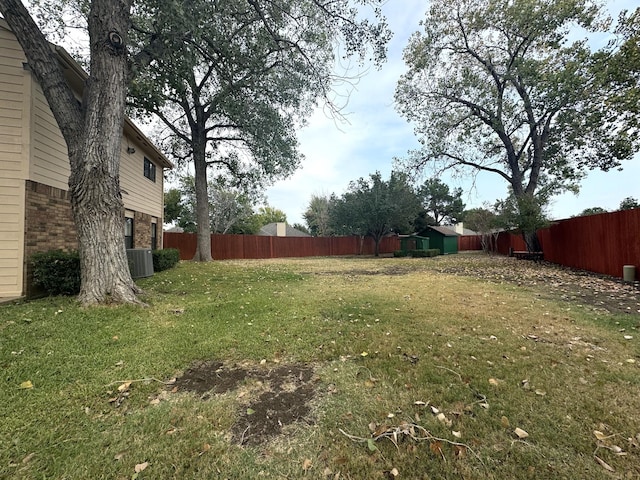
[{"left": 0, "top": 19, "right": 172, "bottom": 298}]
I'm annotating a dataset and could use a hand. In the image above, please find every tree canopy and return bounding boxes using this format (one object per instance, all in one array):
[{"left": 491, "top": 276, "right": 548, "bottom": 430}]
[
  {"left": 619, "top": 196, "right": 640, "bottom": 210},
  {"left": 329, "top": 171, "right": 421, "bottom": 256},
  {"left": 395, "top": 0, "right": 640, "bottom": 251},
  {"left": 417, "top": 178, "right": 465, "bottom": 226},
  {"left": 303, "top": 195, "right": 333, "bottom": 237}
]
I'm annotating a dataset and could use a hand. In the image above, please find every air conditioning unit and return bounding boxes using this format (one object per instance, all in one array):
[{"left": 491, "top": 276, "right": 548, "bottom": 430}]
[{"left": 126, "top": 249, "right": 154, "bottom": 278}]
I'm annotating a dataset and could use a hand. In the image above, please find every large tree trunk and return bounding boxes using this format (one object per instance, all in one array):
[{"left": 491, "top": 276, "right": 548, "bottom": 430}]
[
  {"left": 192, "top": 141, "right": 213, "bottom": 261},
  {"left": 72, "top": 0, "right": 139, "bottom": 304},
  {"left": 1, "top": 0, "right": 140, "bottom": 305}
]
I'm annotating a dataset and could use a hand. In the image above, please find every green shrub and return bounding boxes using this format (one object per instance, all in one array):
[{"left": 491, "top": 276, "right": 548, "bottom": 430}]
[
  {"left": 410, "top": 249, "right": 429, "bottom": 258},
  {"left": 427, "top": 249, "right": 440, "bottom": 257},
  {"left": 393, "top": 250, "right": 410, "bottom": 257},
  {"left": 152, "top": 248, "right": 180, "bottom": 272},
  {"left": 31, "top": 250, "right": 81, "bottom": 296}
]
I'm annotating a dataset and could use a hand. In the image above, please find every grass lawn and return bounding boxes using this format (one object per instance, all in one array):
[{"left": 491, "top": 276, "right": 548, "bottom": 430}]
[{"left": 1, "top": 254, "right": 639, "bottom": 479}]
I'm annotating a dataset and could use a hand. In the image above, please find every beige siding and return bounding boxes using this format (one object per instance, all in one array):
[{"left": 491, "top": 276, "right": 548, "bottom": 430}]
[
  {"left": 30, "top": 83, "right": 70, "bottom": 190},
  {"left": 0, "top": 25, "right": 27, "bottom": 297},
  {"left": 120, "top": 139, "right": 164, "bottom": 218}
]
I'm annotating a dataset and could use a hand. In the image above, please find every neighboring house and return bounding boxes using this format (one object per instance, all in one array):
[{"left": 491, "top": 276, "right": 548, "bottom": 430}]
[
  {"left": 0, "top": 20, "right": 173, "bottom": 298},
  {"left": 258, "top": 222, "right": 310, "bottom": 237},
  {"left": 443, "top": 222, "right": 478, "bottom": 236}
]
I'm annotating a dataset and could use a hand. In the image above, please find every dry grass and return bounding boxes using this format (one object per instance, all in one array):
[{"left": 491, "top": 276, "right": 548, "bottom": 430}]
[{"left": 1, "top": 253, "right": 639, "bottom": 479}]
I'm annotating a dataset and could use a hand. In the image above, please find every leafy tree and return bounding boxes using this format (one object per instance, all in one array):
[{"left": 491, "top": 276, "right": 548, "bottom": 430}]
[
  {"left": 329, "top": 171, "right": 421, "bottom": 256},
  {"left": 417, "top": 178, "right": 465, "bottom": 226},
  {"left": 252, "top": 206, "right": 287, "bottom": 228},
  {"left": 463, "top": 206, "right": 500, "bottom": 252},
  {"left": 169, "top": 176, "right": 254, "bottom": 234},
  {"left": 575, "top": 207, "right": 609, "bottom": 217},
  {"left": 494, "top": 193, "right": 549, "bottom": 247},
  {"left": 0, "top": 0, "right": 143, "bottom": 304},
  {"left": 395, "top": 0, "right": 640, "bottom": 252},
  {"left": 463, "top": 207, "right": 497, "bottom": 234},
  {"left": 129, "top": 0, "right": 391, "bottom": 260},
  {"left": 303, "top": 195, "right": 333, "bottom": 237},
  {"left": 619, "top": 197, "right": 640, "bottom": 210},
  {"left": 164, "top": 188, "right": 188, "bottom": 226}
]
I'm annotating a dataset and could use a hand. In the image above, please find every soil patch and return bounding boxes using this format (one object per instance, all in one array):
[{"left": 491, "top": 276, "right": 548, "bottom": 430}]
[{"left": 172, "top": 361, "right": 316, "bottom": 446}]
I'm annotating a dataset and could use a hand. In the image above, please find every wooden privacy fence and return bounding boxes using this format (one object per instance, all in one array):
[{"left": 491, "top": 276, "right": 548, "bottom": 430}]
[
  {"left": 493, "top": 208, "right": 640, "bottom": 280},
  {"left": 163, "top": 233, "right": 402, "bottom": 260}
]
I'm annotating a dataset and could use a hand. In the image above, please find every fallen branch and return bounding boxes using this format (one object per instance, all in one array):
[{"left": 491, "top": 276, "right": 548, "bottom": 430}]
[
  {"left": 104, "top": 377, "right": 174, "bottom": 387},
  {"left": 338, "top": 422, "right": 485, "bottom": 466}
]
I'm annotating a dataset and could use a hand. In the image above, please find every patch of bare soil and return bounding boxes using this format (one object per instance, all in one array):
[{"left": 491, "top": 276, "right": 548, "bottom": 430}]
[
  {"left": 172, "top": 361, "right": 316, "bottom": 446},
  {"left": 434, "top": 255, "right": 640, "bottom": 316}
]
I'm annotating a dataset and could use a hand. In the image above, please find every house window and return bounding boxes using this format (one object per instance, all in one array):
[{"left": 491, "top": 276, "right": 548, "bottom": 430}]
[
  {"left": 151, "top": 221, "right": 157, "bottom": 250},
  {"left": 144, "top": 157, "right": 156, "bottom": 182},
  {"left": 125, "top": 217, "right": 134, "bottom": 249}
]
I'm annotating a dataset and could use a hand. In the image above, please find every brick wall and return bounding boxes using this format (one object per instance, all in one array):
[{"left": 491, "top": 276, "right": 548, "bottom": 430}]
[
  {"left": 133, "top": 210, "right": 153, "bottom": 249},
  {"left": 23, "top": 180, "right": 160, "bottom": 295},
  {"left": 23, "top": 180, "right": 78, "bottom": 294}
]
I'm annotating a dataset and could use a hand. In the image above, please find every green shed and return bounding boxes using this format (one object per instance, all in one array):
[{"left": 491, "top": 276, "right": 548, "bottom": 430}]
[
  {"left": 423, "top": 226, "right": 459, "bottom": 255},
  {"left": 399, "top": 235, "right": 430, "bottom": 252}
]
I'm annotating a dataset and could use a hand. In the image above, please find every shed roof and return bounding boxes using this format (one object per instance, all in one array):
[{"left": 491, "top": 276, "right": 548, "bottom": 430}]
[{"left": 427, "top": 226, "right": 460, "bottom": 236}]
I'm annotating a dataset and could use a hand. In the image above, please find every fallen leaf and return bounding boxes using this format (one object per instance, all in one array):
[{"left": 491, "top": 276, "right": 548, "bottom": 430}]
[
  {"left": 390, "top": 467, "right": 399, "bottom": 477},
  {"left": 19, "top": 380, "right": 33, "bottom": 389},
  {"left": 134, "top": 462, "right": 149, "bottom": 473},
  {"left": 452, "top": 430, "right": 462, "bottom": 438},
  {"left": 149, "top": 398, "right": 160, "bottom": 405},
  {"left": 436, "top": 412, "right": 452, "bottom": 427},
  {"left": 489, "top": 378, "right": 500, "bottom": 386},
  {"left": 246, "top": 408, "right": 255, "bottom": 415},
  {"left": 514, "top": 427, "right": 529, "bottom": 439},
  {"left": 414, "top": 400, "right": 426, "bottom": 406},
  {"left": 22, "top": 453, "right": 35, "bottom": 464},
  {"left": 430, "top": 406, "right": 440, "bottom": 414},
  {"left": 360, "top": 351, "right": 368, "bottom": 357},
  {"left": 453, "top": 444, "right": 467, "bottom": 458},
  {"left": 367, "top": 438, "right": 379, "bottom": 452},
  {"left": 501, "top": 416, "right": 510, "bottom": 428},
  {"left": 430, "top": 441, "right": 444, "bottom": 459},
  {"left": 594, "top": 430, "right": 611, "bottom": 441},
  {"left": 594, "top": 455, "right": 615, "bottom": 472},
  {"left": 114, "top": 451, "right": 126, "bottom": 461},
  {"left": 118, "top": 381, "right": 132, "bottom": 393}
]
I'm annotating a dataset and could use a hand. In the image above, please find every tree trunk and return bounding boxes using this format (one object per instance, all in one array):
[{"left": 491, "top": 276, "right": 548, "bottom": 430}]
[
  {"left": 1, "top": 0, "right": 140, "bottom": 305},
  {"left": 72, "top": 0, "right": 139, "bottom": 304},
  {"left": 374, "top": 237, "right": 381, "bottom": 257},
  {"left": 522, "top": 230, "right": 542, "bottom": 253},
  {"left": 192, "top": 142, "right": 213, "bottom": 261}
]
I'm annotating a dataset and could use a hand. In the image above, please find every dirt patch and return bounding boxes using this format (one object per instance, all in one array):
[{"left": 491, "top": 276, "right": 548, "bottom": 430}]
[{"left": 172, "top": 361, "right": 316, "bottom": 446}]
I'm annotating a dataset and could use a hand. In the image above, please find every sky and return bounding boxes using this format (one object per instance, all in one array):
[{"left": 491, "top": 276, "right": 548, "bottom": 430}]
[{"left": 264, "top": 0, "right": 640, "bottom": 227}]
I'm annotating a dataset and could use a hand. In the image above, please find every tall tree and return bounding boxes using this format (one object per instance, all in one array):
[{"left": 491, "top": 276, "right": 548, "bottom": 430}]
[
  {"left": 303, "top": 195, "right": 333, "bottom": 237},
  {"left": 330, "top": 171, "right": 421, "bottom": 256},
  {"left": 417, "top": 178, "right": 465, "bottom": 226},
  {"left": 129, "top": 0, "right": 390, "bottom": 261},
  {"left": 395, "top": 0, "right": 640, "bottom": 252},
  {"left": 0, "top": 0, "right": 140, "bottom": 305}
]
